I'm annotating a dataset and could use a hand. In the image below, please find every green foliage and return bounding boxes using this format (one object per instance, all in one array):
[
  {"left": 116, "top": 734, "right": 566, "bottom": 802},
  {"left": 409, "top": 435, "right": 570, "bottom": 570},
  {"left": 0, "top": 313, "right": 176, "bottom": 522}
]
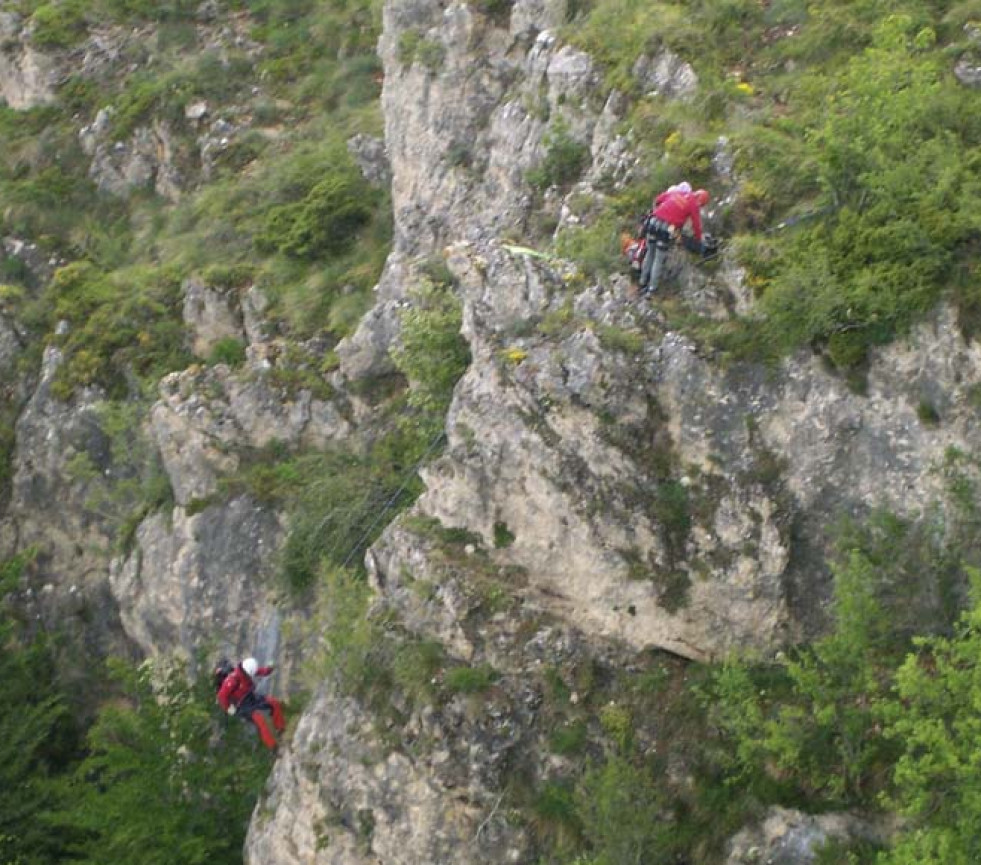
[
  {"left": 37, "top": 262, "right": 192, "bottom": 399},
  {"left": 708, "top": 538, "right": 925, "bottom": 806},
  {"left": 391, "top": 639, "right": 445, "bottom": 703},
  {"left": 444, "top": 662, "right": 497, "bottom": 694},
  {"left": 308, "top": 564, "right": 379, "bottom": 692},
  {"left": 396, "top": 30, "right": 445, "bottom": 71},
  {"left": 393, "top": 279, "right": 471, "bottom": 436},
  {"left": 56, "top": 657, "right": 270, "bottom": 865},
  {"left": 528, "top": 122, "right": 591, "bottom": 191},
  {"left": 255, "top": 159, "right": 378, "bottom": 260},
  {"left": 598, "top": 702, "right": 633, "bottom": 753},
  {"left": 0, "top": 562, "right": 82, "bottom": 865},
  {"left": 877, "top": 571, "right": 981, "bottom": 864},
  {"left": 554, "top": 211, "right": 625, "bottom": 280},
  {"left": 752, "top": 15, "right": 981, "bottom": 371},
  {"left": 576, "top": 756, "right": 671, "bottom": 865},
  {"left": 472, "top": 0, "right": 514, "bottom": 25},
  {"left": 493, "top": 520, "right": 515, "bottom": 548},
  {"left": 30, "top": 1, "right": 88, "bottom": 48},
  {"left": 207, "top": 336, "right": 247, "bottom": 367},
  {"left": 269, "top": 427, "right": 432, "bottom": 594},
  {"left": 549, "top": 719, "right": 588, "bottom": 756}
]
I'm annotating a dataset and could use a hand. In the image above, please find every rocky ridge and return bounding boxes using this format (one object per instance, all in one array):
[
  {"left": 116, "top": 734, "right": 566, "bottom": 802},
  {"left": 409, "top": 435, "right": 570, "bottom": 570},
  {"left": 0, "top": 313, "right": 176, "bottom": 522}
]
[{"left": 0, "top": 1, "right": 977, "bottom": 863}]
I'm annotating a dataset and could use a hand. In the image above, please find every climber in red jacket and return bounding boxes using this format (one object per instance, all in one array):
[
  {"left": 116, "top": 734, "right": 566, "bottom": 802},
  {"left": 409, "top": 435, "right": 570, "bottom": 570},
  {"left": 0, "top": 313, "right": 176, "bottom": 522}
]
[
  {"left": 637, "top": 186, "right": 713, "bottom": 293},
  {"left": 216, "top": 657, "right": 285, "bottom": 750}
]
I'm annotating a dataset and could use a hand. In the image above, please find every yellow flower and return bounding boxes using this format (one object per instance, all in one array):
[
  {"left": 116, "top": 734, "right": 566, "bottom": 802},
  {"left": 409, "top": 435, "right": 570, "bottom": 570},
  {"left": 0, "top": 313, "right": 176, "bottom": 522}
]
[
  {"left": 664, "top": 130, "right": 682, "bottom": 151},
  {"left": 504, "top": 347, "right": 527, "bottom": 364},
  {"left": 735, "top": 81, "right": 754, "bottom": 96}
]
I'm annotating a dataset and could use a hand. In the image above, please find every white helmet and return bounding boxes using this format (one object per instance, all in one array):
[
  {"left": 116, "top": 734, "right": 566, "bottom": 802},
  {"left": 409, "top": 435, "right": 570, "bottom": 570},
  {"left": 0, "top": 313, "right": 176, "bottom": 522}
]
[{"left": 242, "top": 657, "right": 258, "bottom": 677}]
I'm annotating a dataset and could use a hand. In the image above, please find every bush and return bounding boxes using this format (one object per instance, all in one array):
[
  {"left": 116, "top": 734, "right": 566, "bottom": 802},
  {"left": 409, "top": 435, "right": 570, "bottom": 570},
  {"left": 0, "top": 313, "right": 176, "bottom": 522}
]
[
  {"left": 256, "top": 162, "right": 377, "bottom": 260},
  {"left": 42, "top": 263, "right": 192, "bottom": 399},
  {"left": 444, "top": 663, "right": 496, "bottom": 693},
  {"left": 393, "top": 279, "right": 471, "bottom": 434},
  {"left": 207, "top": 337, "right": 247, "bottom": 368},
  {"left": 30, "top": 1, "right": 88, "bottom": 48},
  {"left": 528, "top": 122, "right": 591, "bottom": 191},
  {"left": 752, "top": 15, "right": 981, "bottom": 371}
]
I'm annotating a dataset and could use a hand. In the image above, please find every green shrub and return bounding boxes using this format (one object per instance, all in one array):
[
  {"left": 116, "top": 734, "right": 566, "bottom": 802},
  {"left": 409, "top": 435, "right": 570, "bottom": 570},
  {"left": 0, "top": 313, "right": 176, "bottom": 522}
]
[
  {"left": 528, "top": 121, "right": 591, "bottom": 191},
  {"left": 576, "top": 756, "right": 672, "bottom": 864},
  {"left": 877, "top": 571, "right": 981, "bottom": 864},
  {"left": 393, "top": 279, "right": 471, "bottom": 434},
  {"left": 444, "top": 663, "right": 497, "bottom": 693},
  {"left": 42, "top": 263, "right": 192, "bottom": 399},
  {"left": 271, "top": 427, "right": 433, "bottom": 594},
  {"left": 30, "top": 1, "right": 88, "bottom": 48},
  {"left": 207, "top": 337, "right": 247, "bottom": 368},
  {"left": 493, "top": 521, "right": 515, "bottom": 548},
  {"left": 256, "top": 163, "right": 377, "bottom": 260},
  {"left": 472, "top": 0, "right": 514, "bottom": 25},
  {"left": 549, "top": 719, "right": 588, "bottom": 755},
  {"left": 397, "top": 30, "right": 445, "bottom": 71},
  {"left": 391, "top": 639, "right": 445, "bottom": 705},
  {"left": 554, "top": 211, "right": 624, "bottom": 279},
  {"left": 752, "top": 15, "right": 981, "bottom": 371}
]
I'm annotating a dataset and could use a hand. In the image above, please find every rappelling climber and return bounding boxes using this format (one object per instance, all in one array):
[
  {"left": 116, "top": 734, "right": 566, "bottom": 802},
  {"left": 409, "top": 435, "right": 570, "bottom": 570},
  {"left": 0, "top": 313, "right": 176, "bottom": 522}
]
[
  {"left": 631, "top": 185, "right": 716, "bottom": 295},
  {"left": 216, "top": 656, "right": 286, "bottom": 750}
]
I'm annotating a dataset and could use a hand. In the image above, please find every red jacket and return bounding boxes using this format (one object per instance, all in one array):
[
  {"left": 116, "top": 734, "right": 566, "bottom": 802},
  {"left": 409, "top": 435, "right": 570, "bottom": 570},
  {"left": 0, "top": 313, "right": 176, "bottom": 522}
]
[
  {"left": 653, "top": 190, "right": 703, "bottom": 241},
  {"left": 217, "top": 663, "right": 273, "bottom": 710}
]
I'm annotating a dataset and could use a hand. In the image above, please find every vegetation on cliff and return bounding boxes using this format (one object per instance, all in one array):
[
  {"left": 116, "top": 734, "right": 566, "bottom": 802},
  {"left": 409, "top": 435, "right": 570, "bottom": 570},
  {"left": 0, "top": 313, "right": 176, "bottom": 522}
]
[{"left": 1, "top": 0, "right": 981, "bottom": 863}]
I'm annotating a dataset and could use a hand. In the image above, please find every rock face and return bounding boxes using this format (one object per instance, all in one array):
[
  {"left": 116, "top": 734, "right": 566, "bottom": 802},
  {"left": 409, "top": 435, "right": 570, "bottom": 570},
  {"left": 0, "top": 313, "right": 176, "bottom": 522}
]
[
  {"left": 0, "top": 347, "right": 128, "bottom": 655},
  {"left": 247, "top": 687, "right": 530, "bottom": 865},
  {"left": 247, "top": 3, "right": 981, "bottom": 862},
  {"left": 0, "top": 14, "right": 57, "bottom": 108},
  {"left": 0, "top": 3, "right": 979, "bottom": 863},
  {"left": 109, "top": 497, "right": 283, "bottom": 662},
  {"left": 724, "top": 807, "right": 891, "bottom": 865}
]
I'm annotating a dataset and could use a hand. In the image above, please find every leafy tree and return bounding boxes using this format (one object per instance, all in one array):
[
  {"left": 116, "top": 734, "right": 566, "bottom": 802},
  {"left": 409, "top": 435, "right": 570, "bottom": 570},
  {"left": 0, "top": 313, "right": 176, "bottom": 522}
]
[
  {"left": 877, "top": 571, "right": 981, "bottom": 864},
  {"left": 576, "top": 756, "right": 672, "bottom": 865},
  {"left": 0, "top": 553, "right": 82, "bottom": 865},
  {"left": 55, "top": 657, "right": 271, "bottom": 865},
  {"left": 708, "top": 548, "right": 900, "bottom": 804}
]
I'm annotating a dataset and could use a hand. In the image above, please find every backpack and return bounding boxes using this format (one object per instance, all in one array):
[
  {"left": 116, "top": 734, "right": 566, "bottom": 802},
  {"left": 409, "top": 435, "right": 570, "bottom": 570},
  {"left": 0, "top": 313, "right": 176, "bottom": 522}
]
[
  {"left": 213, "top": 658, "right": 235, "bottom": 693},
  {"left": 620, "top": 232, "right": 646, "bottom": 270}
]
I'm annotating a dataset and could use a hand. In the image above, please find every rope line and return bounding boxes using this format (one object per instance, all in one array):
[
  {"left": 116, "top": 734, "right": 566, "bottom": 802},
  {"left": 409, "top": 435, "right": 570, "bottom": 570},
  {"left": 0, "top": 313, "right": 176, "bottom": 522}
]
[{"left": 339, "top": 430, "right": 447, "bottom": 570}]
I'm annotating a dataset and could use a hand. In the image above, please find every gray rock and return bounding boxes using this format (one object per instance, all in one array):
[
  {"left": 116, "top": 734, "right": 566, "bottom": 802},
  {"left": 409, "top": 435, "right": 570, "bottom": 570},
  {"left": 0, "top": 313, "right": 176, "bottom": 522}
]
[
  {"left": 725, "top": 806, "right": 892, "bottom": 865},
  {"left": 955, "top": 55, "right": 981, "bottom": 87},
  {"left": 109, "top": 497, "right": 284, "bottom": 662},
  {"left": 347, "top": 133, "right": 391, "bottom": 187},
  {"left": 0, "top": 13, "right": 57, "bottom": 108},
  {"left": 633, "top": 49, "right": 699, "bottom": 101},
  {"left": 182, "top": 277, "right": 245, "bottom": 359}
]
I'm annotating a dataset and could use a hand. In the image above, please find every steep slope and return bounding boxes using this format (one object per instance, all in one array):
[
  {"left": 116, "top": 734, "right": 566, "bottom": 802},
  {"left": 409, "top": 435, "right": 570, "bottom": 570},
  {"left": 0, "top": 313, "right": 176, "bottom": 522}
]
[
  {"left": 246, "top": 2, "right": 981, "bottom": 863},
  {"left": 0, "top": 1, "right": 979, "bottom": 863}
]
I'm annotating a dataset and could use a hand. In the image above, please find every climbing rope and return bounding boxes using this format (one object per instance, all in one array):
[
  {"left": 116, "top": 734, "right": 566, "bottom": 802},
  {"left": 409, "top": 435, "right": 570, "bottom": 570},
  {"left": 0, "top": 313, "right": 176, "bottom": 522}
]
[{"left": 338, "top": 430, "right": 448, "bottom": 570}]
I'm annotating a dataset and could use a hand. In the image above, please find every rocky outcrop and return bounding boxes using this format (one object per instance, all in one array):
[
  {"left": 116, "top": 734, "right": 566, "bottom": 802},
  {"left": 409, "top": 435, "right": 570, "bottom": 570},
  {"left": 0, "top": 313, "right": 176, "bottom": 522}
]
[
  {"left": 246, "top": 686, "right": 530, "bottom": 865},
  {"left": 80, "top": 109, "right": 185, "bottom": 201},
  {"left": 0, "top": 347, "right": 128, "bottom": 654},
  {"left": 724, "top": 806, "right": 893, "bottom": 865},
  {"left": 388, "top": 245, "right": 981, "bottom": 659},
  {"left": 109, "top": 496, "right": 284, "bottom": 662},
  {"left": 151, "top": 362, "right": 352, "bottom": 506},
  {"left": 0, "top": 13, "right": 57, "bottom": 108}
]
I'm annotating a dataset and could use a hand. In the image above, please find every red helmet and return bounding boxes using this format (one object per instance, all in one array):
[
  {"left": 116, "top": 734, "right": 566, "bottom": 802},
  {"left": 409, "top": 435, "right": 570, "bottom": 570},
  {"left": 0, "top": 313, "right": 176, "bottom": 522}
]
[{"left": 694, "top": 189, "right": 710, "bottom": 206}]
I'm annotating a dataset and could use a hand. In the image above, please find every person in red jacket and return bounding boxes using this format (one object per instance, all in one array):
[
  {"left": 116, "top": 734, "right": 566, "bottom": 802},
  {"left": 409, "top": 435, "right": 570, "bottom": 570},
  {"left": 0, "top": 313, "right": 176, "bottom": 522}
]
[
  {"left": 217, "top": 657, "right": 285, "bottom": 750},
  {"left": 638, "top": 187, "right": 711, "bottom": 293}
]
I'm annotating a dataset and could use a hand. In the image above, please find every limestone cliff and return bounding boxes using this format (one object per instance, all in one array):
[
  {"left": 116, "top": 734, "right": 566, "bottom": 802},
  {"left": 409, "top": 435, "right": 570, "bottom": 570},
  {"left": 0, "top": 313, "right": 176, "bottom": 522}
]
[{"left": 0, "top": 2, "right": 977, "bottom": 863}]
